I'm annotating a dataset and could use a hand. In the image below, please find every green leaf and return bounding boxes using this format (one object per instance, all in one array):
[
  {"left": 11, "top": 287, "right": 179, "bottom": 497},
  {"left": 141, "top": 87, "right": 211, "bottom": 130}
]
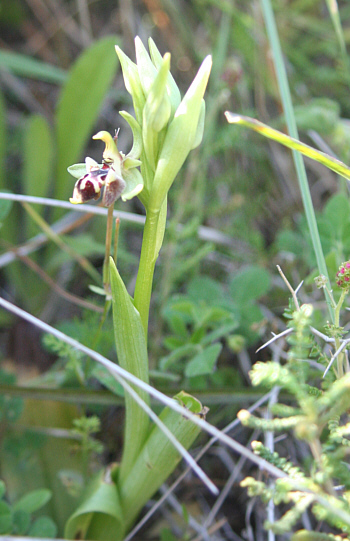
[
  {"left": 0, "top": 481, "right": 5, "bottom": 499},
  {"left": 230, "top": 266, "right": 271, "bottom": 304},
  {"left": 0, "top": 193, "right": 13, "bottom": 225},
  {"left": 92, "top": 365, "right": 124, "bottom": 397},
  {"left": 109, "top": 258, "right": 150, "bottom": 483},
  {"left": 187, "top": 276, "right": 224, "bottom": 304},
  {"left": 185, "top": 343, "right": 222, "bottom": 377},
  {"left": 163, "top": 298, "right": 196, "bottom": 324},
  {"left": 201, "top": 320, "right": 238, "bottom": 346},
  {"left": 14, "top": 488, "right": 52, "bottom": 513},
  {"left": 160, "top": 343, "right": 199, "bottom": 371},
  {"left": 323, "top": 193, "right": 350, "bottom": 236},
  {"left": 0, "top": 50, "right": 67, "bottom": 84},
  {"left": 23, "top": 115, "right": 53, "bottom": 237},
  {"left": 65, "top": 471, "right": 123, "bottom": 541},
  {"left": 55, "top": 36, "right": 119, "bottom": 204},
  {"left": 119, "top": 392, "right": 203, "bottom": 531},
  {"left": 28, "top": 516, "right": 57, "bottom": 538},
  {"left": 291, "top": 98, "right": 340, "bottom": 135},
  {"left": 225, "top": 112, "right": 350, "bottom": 182},
  {"left": 167, "top": 313, "right": 189, "bottom": 338},
  {"left": 0, "top": 501, "right": 12, "bottom": 534},
  {"left": 12, "top": 509, "right": 30, "bottom": 535},
  {"left": 23, "top": 115, "right": 53, "bottom": 198},
  {"left": 5, "top": 396, "right": 23, "bottom": 422},
  {"left": 0, "top": 90, "right": 5, "bottom": 190}
]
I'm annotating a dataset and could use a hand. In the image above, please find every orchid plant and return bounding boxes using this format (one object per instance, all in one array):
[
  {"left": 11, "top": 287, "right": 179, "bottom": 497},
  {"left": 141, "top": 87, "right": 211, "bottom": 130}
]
[{"left": 63, "top": 37, "right": 212, "bottom": 540}]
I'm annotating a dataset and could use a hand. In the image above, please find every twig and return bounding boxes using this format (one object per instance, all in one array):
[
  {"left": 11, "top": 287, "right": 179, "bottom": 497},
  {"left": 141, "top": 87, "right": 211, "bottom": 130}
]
[
  {"left": 0, "top": 241, "right": 103, "bottom": 313},
  {"left": 124, "top": 392, "right": 274, "bottom": 541},
  {"left": 0, "top": 193, "right": 234, "bottom": 247},
  {"left": 276, "top": 265, "right": 300, "bottom": 310},
  {"left": 0, "top": 296, "right": 290, "bottom": 480},
  {"left": 323, "top": 338, "right": 350, "bottom": 378},
  {"left": 256, "top": 328, "right": 292, "bottom": 353}
]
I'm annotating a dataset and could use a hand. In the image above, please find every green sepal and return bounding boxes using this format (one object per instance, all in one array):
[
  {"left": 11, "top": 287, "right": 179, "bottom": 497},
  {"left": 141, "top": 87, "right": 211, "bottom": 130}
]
[
  {"left": 115, "top": 46, "right": 145, "bottom": 123},
  {"left": 144, "top": 53, "right": 171, "bottom": 132},
  {"left": 119, "top": 111, "right": 143, "bottom": 161},
  {"left": 67, "top": 163, "right": 92, "bottom": 179},
  {"left": 119, "top": 390, "right": 205, "bottom": 530},
  {"left": 109, "top": 258, "right": 150, "bottom": 482},
  {"left": 142, "top": 53, "right": 171, "bottom": 171},
  {"left": 64, "top": 469, "right": 124, "bottom": 541},
  {"left": 121, "top": 168, "right": 144, "bottom": 201},
  {"left": 148, "top": 37, "right": 181, "bottom": 118},
  {"left": 134, "top": 36, "right": 158, "bottom": 96},
  {"left": 149, "top": 55, "right": 212, "bottom": 212},
  {"left": 123, "top": 157, "right": 142, "bottom": 169},
  {"left": 191, "top": 99, "right": 206, "bottom": 150}
]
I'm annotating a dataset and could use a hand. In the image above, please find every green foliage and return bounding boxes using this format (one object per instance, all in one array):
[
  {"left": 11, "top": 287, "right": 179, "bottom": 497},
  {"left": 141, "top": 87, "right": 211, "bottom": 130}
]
[
  {"left": 0, "top": 481, "right": 57, "bottom": 537},
  {"left": 160, "top": 267, "right": 270, "bottom": 381},
  {"left": 275, "top": 192, "right": 350, "bottom": 274},
  {"left": 0, "top": 369, "right": 23, "bottom": 423},
  {"left": 240, "top": 302, "right": 350, "bottom": 535},
  {"left": 71, "top": 416, "right": 103, "bottom": 457}
]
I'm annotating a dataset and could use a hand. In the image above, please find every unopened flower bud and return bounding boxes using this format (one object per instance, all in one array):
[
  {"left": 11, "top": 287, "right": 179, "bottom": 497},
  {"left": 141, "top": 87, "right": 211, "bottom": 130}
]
[{"left": 314, "top": 274, "right": 327, "bottom": 289}]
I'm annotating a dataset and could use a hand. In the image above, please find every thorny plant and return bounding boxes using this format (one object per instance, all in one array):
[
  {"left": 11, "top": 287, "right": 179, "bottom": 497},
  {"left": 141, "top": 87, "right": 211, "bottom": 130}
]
[{"left": 238, "top": 265, "right": 350, "bottom": 539}]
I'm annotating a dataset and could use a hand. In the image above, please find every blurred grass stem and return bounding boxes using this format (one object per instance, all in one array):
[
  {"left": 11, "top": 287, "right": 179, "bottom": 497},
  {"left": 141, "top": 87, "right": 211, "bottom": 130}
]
[{"left": 260, "top": 0, "right": 335, "bottom": 322}]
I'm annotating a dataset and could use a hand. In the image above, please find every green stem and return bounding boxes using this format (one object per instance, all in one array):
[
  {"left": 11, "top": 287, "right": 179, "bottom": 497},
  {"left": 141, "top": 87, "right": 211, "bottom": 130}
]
[
  {"left": 102, "top": 204, "right": 115, "bottom": 292},
  {"left": 260, "top": 0, "right": 334, "bottom": 323},
  {"left": 133, "top": 209, "right": 160, "bottom": 336},
  {"left": 134, "top": 203, "right": 166, "bottom": 338},
  {"left": 334, "top": 288, "right": 348, "bottom": 377}
]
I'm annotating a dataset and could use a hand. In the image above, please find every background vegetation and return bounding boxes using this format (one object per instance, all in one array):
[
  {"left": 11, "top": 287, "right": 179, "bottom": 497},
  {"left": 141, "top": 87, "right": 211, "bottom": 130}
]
[{"left": 1, "top": 0, "right": 350, "bottom": 539}]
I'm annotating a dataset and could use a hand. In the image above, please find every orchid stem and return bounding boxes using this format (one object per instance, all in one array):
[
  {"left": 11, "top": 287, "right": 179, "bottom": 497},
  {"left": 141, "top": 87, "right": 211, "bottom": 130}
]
[
  {"left": 103, "top": 204, "right": 115, "bottom": 292},
  {"left": 113, "top": 217, "right": 120, "bottom": 265}
]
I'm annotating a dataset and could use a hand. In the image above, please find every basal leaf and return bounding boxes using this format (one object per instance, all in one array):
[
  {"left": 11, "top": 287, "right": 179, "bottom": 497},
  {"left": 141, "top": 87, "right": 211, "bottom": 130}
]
[
  {"left": 119, "top": 391, "right": 203, "bottom": 531},
  {"left": 65, "top": 471, "right": 123, "bottom": 541},
  {"left": 109, "top": 258, "right": 150, "bottom": 482},
  {"left": 23, "top": 115, "right": 53, "bottom": 236}
]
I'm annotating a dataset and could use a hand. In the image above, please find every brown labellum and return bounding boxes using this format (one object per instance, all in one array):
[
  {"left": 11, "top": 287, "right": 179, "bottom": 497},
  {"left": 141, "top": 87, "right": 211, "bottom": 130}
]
[{"left": 102, "top": 175, "right": 126, "bottom": 207}]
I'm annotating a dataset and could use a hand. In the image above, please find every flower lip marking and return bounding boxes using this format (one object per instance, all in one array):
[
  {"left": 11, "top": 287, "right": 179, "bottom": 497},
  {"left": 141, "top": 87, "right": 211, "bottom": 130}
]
[
  {"left": 69, "top": 161, "right": 110, "bottom": 205},
  {"left": 68, "top": 130, "right": 144, "bottom": 206}
]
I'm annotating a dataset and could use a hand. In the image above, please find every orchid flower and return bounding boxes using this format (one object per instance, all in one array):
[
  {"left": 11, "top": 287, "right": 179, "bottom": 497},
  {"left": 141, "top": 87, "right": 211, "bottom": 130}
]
[{"left": 68, "top": 129, "right": 143, "bottom": 207}]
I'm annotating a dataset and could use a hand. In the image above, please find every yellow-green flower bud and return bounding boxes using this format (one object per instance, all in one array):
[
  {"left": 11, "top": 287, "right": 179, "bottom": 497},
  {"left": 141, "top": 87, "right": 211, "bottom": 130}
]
[
  {"left": 148, "top": 37, "right": 181, "bottom": 117},
  {"left": 142, "top": 53, "right": 172, "bottom": 171},
  {"left": 115, "top": 45, "right": 145, "bottom": 123},
  {"left": 135, "top": 36, "right": 158, "bottom": 96},
  {"left": 148, "top": 55, "right": 212, "bottom": 212},
  {"left": 143, "top": 53, "right": 171, "bottom": 132}
]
